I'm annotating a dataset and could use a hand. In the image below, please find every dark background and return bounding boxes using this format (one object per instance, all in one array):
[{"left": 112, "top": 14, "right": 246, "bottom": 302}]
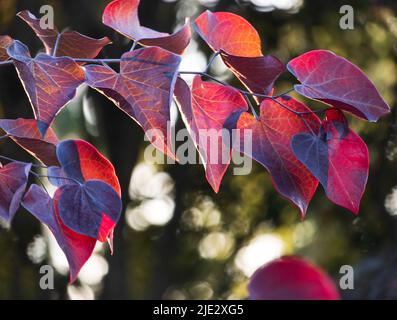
[{"left": 1, "top": 0, "right": 397, "bottom": 299}]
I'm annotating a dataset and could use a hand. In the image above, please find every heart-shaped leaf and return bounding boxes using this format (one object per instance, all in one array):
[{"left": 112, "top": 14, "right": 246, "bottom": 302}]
[
  {"left": 57, "top": 180, "right": 122, "bottom": 240},
  {"left": 48, "top": 140, "right": 122, "bottom": 242},
  {"left": 248, "top": 256, "right": 340, "bottom": 300},
  {"left": 287, "top": 50, "right": 390, "bottom": 122},
  {"left": 0, "top": 118, "right": 59, "bottom": 166},
  {"left": 291, "top": 109, "right": 369, "bottom": 214},
  {"left": 0, "top": 162, "right": 32, "bottom": 224},
  {"left": 52, "top": 139, "right": 121, "bottom": 196},
  {"left": 0, "top": 35, "right": 12, "bottom": 61},
  {"left": 195, "top": 12, "right": 284, "bottom": 101},
  {"left": 194, "top": 11, "right": 262, "bottom": 57},
  {"left": 103, "top": 0, "right": 191, "bottom": 55},
  {"left": 85, "top": 47, "right": 181, "bottom": 160},
  {"left": 220, "top": 51, "right": 285, "bottom": 100},
  {"left": 234, "top": 96, "right": 320, "bottom": 216},
  {"left": 174, "top": 76, "right": 248, "bottom": 192},
  {"left": 22, "top": 185, "right": 96, "bottom": 283},
  {"left": 18, "top": 10, "right": 111, "bottom": 60},
  {"left": 7, "top": 40, "right": 85, "bottom": 137}
]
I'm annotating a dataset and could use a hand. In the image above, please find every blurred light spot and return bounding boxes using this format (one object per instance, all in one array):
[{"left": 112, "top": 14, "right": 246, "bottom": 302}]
[
  {"left": 82, "top": 94, "right": 99, "bottom": 137},
  {"left": 126, "top": 205, "right": 151, "bottom": 231},
  {"left": 27, "top": 235, "right": 47, "bottom": 264},
  {"left": 180, "top": 40, "right": 207, "bottom": 84},
  {"left": 199, "top": 232, "right": 235, "bottom": 260},
  {"left": 126, "top": 197, "right": 175, "bottom": 231},
  {"left": 235, "top": 234, "right": 284, "bottom": 277},
  {"left": 197, "top": 0, "right": 219, "bottom": 7},
  {"left": 129, "top": 163, "right": 174, "bottom": 200},
  {"left": 385, "top": 186, "right": 397, "bottom": 216},
  {"left": 78, "top": 254, "right": 109, "bottom": 286},
  {"left": 139, "top": 197, "right": 175, "bottom": 226},
  {"left": 248, "top": 0, "right": 303, "bottom": 11},
  {"left": 128, "top": 162, "right": 175, "bottom": 230},
  {"left": 67, "top": 284, "right": 95, "bottom": 300},
  {"left": 163, "top": 287, "right": 187, "bottom": 300},
  {"left": 182, "top": 198, "right": 221, "bottom": 230},
  {"left": 293, "top": 220, "right": 317, "bottom": 248},
  {"left": 189, "top": 281, "right": 214, "bottom": 300}
]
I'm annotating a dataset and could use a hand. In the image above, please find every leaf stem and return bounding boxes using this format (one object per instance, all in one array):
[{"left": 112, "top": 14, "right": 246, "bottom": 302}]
[
  {"left": 52, "top": 32, "right": 62, "bottom": 57},
  {"left": 0, "top": 60, "right": 13, "bottom": 66},
  {"left": 243, "top": 93, "right": 259, "bottom": 119},
  {"left": 204, "top": 51, "right": 220, "bottom": 73}
]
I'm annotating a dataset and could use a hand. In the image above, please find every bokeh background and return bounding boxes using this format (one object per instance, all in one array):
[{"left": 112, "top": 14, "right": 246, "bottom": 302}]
[{"left": 1, "top": 0, "right": 397, "bottom": 300}]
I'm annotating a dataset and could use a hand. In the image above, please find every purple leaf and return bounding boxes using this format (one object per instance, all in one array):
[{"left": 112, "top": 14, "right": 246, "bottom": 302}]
[
  {"left": 7, "top": 40, "right": 85, "bottom": 136},
  {"left": 85, "top": 47, "right": 181, "bottom": 160},
  {"left": 287, "top": 50, "right": 390, "bottom": 122},
  {"left": 291, "top": 109, "right": 369, "bottom": 214},
  {"left": 57, "top": 180, "right": 122, "bottom": 240},
  {"left": 22, "top": 185, "right": 96, "bottom": 283},
  {"left": 220, "top": 51, "right": 285, "bottom": 100},
  {"left": 0, "top": 162, "right": 32, "bottom": 224}
]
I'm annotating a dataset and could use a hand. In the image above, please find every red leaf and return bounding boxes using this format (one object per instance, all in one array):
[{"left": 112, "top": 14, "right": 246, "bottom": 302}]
[
  {"left": 174, "top": 76, "right": 248, "bottom": 192},
  {"left": 103, "top": 0, "right": 191, "bottom": 55},
  {"left": 52, "top": 140, "right": 121, "bottom": 196},
  {"left": 234, "top": 96, "right": 320, "bottom": 216},
  {"left": 85, "top": 47, "right": 181, "bottom": 160},
  {"left": 248, "top": 256, "right": 340, "bottom": 300},
  {"left": 57, "top": 180, "right": 122, "bottom": 241},
  {"left": 7, "top": 40, "right": 85, "bottom": 136},
  {"left": 220, "top": 51, "right": 285, "bottom": 99},
  {"left": 22, "top": 185, "right": 96, "bottom": 283},
  {"left": 194, "top": 11, "right": 262, "bottom": 57},
  {"left": 17, "top": 10, "right": 111, "bottom": 60},
  {"left": 195, "top": 12, "right": 284, "bottom": 101},
  {"left": 0, "top": 35, "right": 12, "bottom": 61},
  {"left": 49, "top": 140, "right": 122, "bottom": 241},
  {"left": 0, "top": 118, "right": 59, "bottom": 166},
  {"left": 291, "top": 109, "right": 369, "bottom": 214},
  {"left": 287, "top": 50, "right": 390, "bottom": 122},
  {"left": 0, "top": 162, "right": 32, "bottom": 224}
]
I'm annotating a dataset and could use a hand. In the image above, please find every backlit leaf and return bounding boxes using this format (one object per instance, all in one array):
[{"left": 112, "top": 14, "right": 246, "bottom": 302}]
[
  {"left": 53, "top": 139, "right": 121, "bottom": 196},
  {"left": 194, "top": 10, "right": 261, "bottom": 57},
  {"left": 248, "top": 256, "right": 340, "bottom": 300},
  {"left": 85, "top": 47, "right": 181, "bottom": 160},
  {"left": 103, "top": 0, "right": 191, "bottom": 54},
  {"left": 195, "top": 12, "right": 283, "bottom": 100},
  {"left": 291, "top": 109, "right": 369, "bottom": 214},
  {"left": 17, "top": 10, "right": 111, "bottom": 60},
  {"left": 220, "top": 51, "right": 285, "bottom": 99},
  {"left": 0, "top": 118, "right": 59, "bottom": 166},
  {"left": 7, "top": 40, "right": 85, "bottom": 136},
  {"left": 174, "top": 76, "right": 248, "bottom": 192},
  {"left": 287, "top": 50, "right": 390, "bottom": 122},
  {"left": 0, "top": 162, "right": 32, "bottom": 224},
  {"left": 49, "top": 140, "right": 122, "bottom": 242},
  {"left": 22, "top": 185, "right": 96, "bottom": 283},
  {"left": 57, "top": 180, "right": 122, "bottom": 241},
  {"left": 234, "top": 96, "right": 320, "bottom": 216}
]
